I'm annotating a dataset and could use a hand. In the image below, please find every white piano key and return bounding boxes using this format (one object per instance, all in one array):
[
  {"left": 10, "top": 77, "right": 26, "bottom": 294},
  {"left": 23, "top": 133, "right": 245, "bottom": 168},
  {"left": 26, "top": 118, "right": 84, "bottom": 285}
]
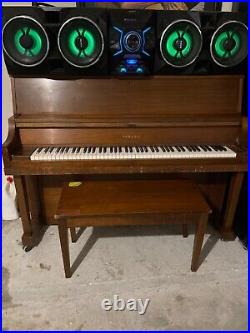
[{"left": 30, "top": 148, "right": 39, "bottom": 160}]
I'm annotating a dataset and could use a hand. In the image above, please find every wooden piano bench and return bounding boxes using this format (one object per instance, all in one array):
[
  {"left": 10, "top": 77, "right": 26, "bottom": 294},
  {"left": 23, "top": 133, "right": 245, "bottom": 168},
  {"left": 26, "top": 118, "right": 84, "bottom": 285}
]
[{"left": 55, "top": 180, "right": 211, "bottom": 278}]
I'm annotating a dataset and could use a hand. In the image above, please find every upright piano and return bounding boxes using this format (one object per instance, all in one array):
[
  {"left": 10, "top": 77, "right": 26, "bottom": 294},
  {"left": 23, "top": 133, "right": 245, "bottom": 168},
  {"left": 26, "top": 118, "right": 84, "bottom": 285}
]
[{"left": 3, "top": 75, "right": 247, "bottom": 250}]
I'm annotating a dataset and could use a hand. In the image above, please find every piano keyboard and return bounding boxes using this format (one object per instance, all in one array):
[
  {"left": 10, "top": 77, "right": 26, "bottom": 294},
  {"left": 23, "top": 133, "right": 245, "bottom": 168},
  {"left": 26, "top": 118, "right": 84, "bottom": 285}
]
[{"left": 30, "top": 145, "right": 236, "bottom": 161}]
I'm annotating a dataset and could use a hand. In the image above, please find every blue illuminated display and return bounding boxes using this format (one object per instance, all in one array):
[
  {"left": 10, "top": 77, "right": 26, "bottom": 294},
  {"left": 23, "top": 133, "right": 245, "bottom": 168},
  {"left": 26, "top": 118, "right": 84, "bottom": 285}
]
[{"left": 126, "top": 59, "right": 138, "bottom": 65}]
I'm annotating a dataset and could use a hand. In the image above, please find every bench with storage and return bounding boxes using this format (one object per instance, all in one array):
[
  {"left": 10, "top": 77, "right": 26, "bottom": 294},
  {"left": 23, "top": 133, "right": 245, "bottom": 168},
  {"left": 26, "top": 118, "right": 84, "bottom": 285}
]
[{"left": 55, "top": 179, "right": 211, "bottom": 278}]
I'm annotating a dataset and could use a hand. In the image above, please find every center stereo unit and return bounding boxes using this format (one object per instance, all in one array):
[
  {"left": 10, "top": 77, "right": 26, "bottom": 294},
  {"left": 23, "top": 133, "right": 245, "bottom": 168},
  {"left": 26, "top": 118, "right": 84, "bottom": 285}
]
[{"left": 2, "top": 6, "right": 248, "bottom": 77}]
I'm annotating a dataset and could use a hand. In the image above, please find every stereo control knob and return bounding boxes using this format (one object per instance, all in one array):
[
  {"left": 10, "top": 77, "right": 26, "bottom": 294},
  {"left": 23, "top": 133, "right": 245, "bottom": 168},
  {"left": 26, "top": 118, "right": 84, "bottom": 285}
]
[{"left": 124, "top": 31, "right": 142, "bottom": 53}]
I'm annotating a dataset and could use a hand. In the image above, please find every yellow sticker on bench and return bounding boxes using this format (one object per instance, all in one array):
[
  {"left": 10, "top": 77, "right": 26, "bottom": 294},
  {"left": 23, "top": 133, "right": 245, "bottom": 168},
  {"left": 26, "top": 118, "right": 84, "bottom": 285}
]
[{"left": 69, "top": 182, "right": 82, "bottom": 187}]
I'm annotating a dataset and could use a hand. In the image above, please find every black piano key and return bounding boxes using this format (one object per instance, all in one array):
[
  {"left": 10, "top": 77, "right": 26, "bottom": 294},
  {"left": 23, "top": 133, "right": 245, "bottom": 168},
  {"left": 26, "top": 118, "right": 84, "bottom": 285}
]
[
  {"left": 48, "top": 147, "right": 54, "bottom": 153},
  {"left": 154, "top": 146, "right": 159, "bottom": 152},
  {"left": 221, "top": 146, "right": 227, "bottom": 151},
  {"left": 205, "top": 145, "right": 212, "bottom": 152},
  {"left": 150, "top": 147, "right": 155, "bottom": 152},
  {"left": 125, "top": 147, "right": 129, "bottom": 153},
  {"left": 169, "top": 146, "right": 174, "bottom": 152},
  {"left": 175, "top": 146, "right": 181, "bottom": 152},
  {"left": 136, "top": 147, "right": 140, "bottom": 153},
  {"left": 129, "top": 147, "right": 133, "bottom": 153},
  {"left": 211, "top": 145, "right": 220, "bottom": 151},
  {"left": 200, "top": 145, "right": 207, "bottom": 152},
  {"left": 180, "top": 146, "right": 185, "bottom": 152},
  {"left": 160, "top": 146, "right": 165, "bottom": 152},
  {"left": 194, "top": 145, "right": 201, "bottom": 152},
  {"left": 75, "top": 147, "right": 80, "bottom": 153}
]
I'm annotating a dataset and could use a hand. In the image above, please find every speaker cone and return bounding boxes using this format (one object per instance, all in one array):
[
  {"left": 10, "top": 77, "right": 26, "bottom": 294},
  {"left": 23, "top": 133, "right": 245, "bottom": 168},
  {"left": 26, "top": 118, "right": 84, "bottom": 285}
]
[
  {"left": 58, "top": 17, "right": 104, "bottom": 68},
  {"left": 160, "top": 19, "right": 202, "bottom": 68},
  {"left": 210, "top": 21, "right": 248, "bottom": 68},
  {"left": 3, "top": 16, "right": 49, "bottom": 67}
]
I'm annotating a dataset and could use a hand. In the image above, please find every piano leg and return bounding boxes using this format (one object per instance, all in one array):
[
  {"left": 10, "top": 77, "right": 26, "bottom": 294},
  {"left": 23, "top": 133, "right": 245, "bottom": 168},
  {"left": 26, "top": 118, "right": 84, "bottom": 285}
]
[
  {"left": 220, "top": 172, "right": 245, "bottom": 241},
  {"left": 70, "top": 227, "right": 77, "bottom": 243},
  {"left": 182, "top": 224, "right": 189, "bottom": 238},
  {"left": 14, "top": 175, "right": 46, "bottom": 249}
]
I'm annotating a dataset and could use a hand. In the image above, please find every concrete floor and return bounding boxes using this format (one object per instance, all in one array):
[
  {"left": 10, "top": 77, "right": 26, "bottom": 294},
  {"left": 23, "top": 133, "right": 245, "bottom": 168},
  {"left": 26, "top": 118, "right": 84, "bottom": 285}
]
[{"left": 2, "top": 219, "right": 248, "bottom": 330}]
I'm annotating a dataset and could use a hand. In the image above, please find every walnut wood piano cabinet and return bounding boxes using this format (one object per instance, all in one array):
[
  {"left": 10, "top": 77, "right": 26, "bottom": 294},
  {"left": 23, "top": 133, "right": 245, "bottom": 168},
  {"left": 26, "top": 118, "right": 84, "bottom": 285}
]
[{"left": 3, "top": 75, "right": 247, "bottom": 251}]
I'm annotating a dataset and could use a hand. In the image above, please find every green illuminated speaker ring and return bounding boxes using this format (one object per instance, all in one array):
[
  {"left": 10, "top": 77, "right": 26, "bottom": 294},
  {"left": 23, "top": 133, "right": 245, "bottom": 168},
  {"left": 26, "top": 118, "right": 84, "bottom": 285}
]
[
  {"left": 58, "top": 17, "right": 104, "bottom": 68},
  {"left": 210, "top": 20, "right": 248, "bottom": 68},
  {"left": 160, "top": 19, "right": 202, "bottom": 68},
  {"left": 3, "top": 16, "right": 49, "bottom": 67}
]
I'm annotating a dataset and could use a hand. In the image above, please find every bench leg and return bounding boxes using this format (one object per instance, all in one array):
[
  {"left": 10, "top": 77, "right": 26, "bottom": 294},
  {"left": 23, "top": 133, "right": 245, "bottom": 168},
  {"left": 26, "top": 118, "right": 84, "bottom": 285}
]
[
  {"left": 70, "top": 227, "right": 77, "bottom": 243},
  {"left": 58, "top": 221, "right": 71, "bottom": 278},
  {"left": 191, "top": 214, "right": 208, "bottom": 272},
  {"left": 182, "top": 224, "right": 188, "bottom": 238}
]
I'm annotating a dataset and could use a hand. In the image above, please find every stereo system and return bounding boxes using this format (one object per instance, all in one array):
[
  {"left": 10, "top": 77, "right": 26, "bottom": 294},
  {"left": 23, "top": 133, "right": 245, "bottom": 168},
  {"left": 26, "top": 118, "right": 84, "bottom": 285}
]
[{"left": 2, "top": 7, "right": 248, "bottom": 77}]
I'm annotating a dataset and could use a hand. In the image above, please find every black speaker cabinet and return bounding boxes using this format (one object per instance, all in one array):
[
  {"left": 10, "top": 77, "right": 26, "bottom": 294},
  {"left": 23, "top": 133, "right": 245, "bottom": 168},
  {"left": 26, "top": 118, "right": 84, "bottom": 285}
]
[
  {"left": 155, "top": 10, "right": 248, "bottom": 75},
  {"left": 108, "top": 9, "right": 155, "bottom": 75},
  {"left": 2, "top": 6, "right": 248, "bottom": 77},
  {"left": 206, "top": 11, "right": 248, "bottom": 75},
  {"left": 2, "top": 6, "right": 54, "bottom": 77},
  {"left": 154, "top": 11, "right": 203, "bottom": 74},
  {"left": 58, "top": 8, "right": 107, "bottom": 76},
  {"left": 2, "top": 6, "right": 107, "bottom": 77}
]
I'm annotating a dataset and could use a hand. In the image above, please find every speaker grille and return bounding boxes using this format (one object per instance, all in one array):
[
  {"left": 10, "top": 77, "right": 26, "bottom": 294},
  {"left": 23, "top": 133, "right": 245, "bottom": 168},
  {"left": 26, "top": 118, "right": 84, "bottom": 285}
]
[
  {"left": 160, "top": 19, "right": 202, "bottom": 68},
  {"left": 210, "top": 20, "right": 248, "bottom": 68},
  {"left": 58, "top": 17, "right": 104, "bottom": 68},
  {"left": 3, "top": 16, "right": 49, "bottom": 67}
]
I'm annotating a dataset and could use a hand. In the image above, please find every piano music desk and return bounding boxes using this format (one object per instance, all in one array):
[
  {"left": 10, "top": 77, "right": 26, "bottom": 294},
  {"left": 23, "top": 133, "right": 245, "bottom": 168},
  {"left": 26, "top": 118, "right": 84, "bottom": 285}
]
[{"left": 55, "top": 179, "right": 211, "bottom": 278}]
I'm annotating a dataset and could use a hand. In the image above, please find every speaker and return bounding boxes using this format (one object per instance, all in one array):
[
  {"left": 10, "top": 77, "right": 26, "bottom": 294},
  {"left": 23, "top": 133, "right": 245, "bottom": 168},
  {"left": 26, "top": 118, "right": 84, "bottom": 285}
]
[
  {"left": 155, "top": 10, "right": 248, "bottom": 75},
  {"left": 3, "top": 15, "right": 49, "bottom": 67},
  {"left": 109, "top": 9, "right": 155, "bottom": 75},
  {"left": 58, "top": 8, "right": 107, "bottom": 75},
  {"left": 154, "top": 11, "right": 203, "bottom": 74},
  {"left": 2, "top": 6, "right": 107, "bottom": 77},
  {"left": 208, "top": 12, "right": 248, "bottom": 73},
  {"left": 2, "top": 7, "right": 248, "bottom": 77},
  {"left": 2, "top": 6, "right": 54, "bottom": 77}
]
